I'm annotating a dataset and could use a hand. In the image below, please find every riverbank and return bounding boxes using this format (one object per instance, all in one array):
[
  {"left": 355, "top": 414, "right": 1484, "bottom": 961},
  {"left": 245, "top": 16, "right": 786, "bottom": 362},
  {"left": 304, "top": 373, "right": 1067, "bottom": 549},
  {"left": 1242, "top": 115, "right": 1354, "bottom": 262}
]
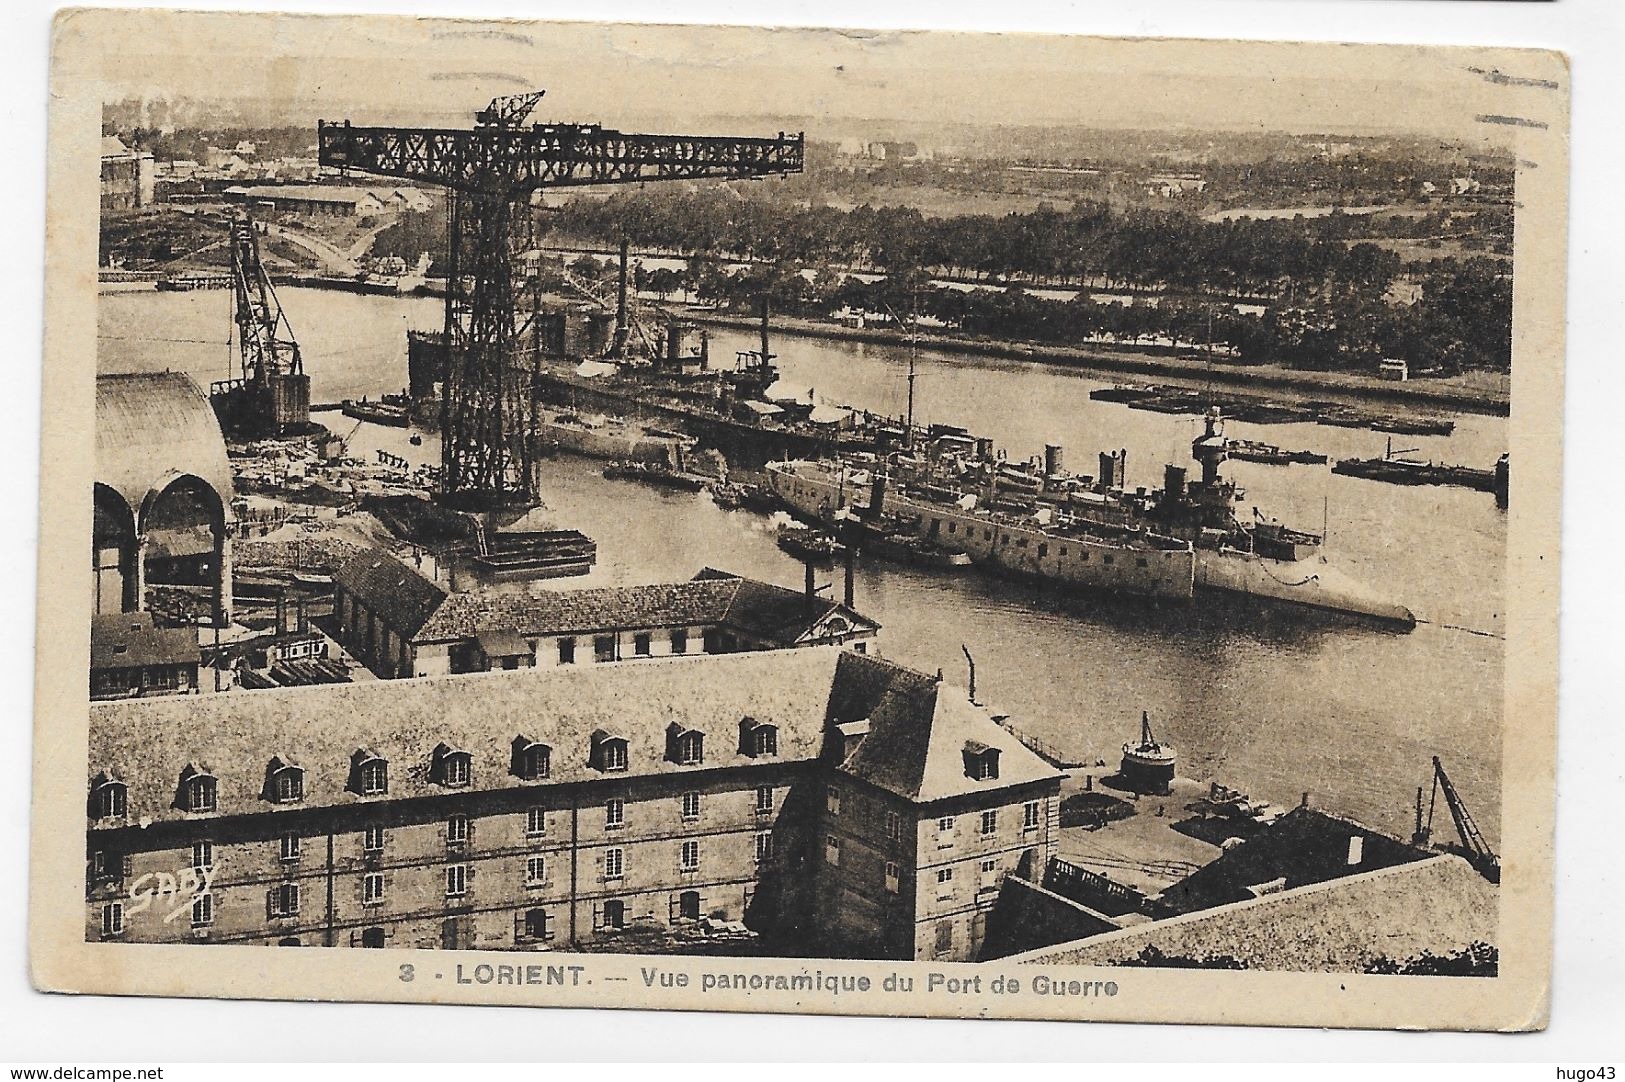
[{"left": 685, "top": 311, "right": 1511, "bottom": 418}]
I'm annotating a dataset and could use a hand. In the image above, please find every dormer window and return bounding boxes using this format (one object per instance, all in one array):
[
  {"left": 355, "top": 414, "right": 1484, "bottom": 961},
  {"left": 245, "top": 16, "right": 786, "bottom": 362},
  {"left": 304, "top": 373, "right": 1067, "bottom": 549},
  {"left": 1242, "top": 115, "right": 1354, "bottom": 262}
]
[
  {"left": 266, "top": 758, "right": 304, "bottom": 804},
  {"left": 89, "top": 775, "right": 126, "bottom": 820},
  {"left": 738, "top": 718, "right": 779, "bottom": 758},
  {"left": 590, "top": 732, "right": 629, "bottom": 773},
  {"left": 666, "top": 724, "right": 704, "bottom": 766},
  {"left": 511, "top": 737, "right": 551, "bottom": 782},
  {"left": 180, "top": 768, "right": 218, "bottom": 814},
  {"left": 351, "top": 750, "right": 388, "bottom": 796},
  {"left": 432, "top": 744, "right": 473, "bottom": 789},
  {"left": 963, "top": 741, "right": 1001, "bottom": 782}
]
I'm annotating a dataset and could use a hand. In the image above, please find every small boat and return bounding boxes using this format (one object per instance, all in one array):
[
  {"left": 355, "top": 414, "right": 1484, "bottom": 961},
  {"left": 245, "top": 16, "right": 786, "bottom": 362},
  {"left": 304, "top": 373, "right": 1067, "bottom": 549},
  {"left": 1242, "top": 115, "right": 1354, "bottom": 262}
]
[
  {"left": 602, "top": 460, "right": 708, "bottom": 492},
  {"left": 1372, "top": 415, "right": 1456, "bottom": 437},
  {"left": 777, "top": 524, "right": 844, "bottom": 564},
  {"left": 1332, "top": 439, "right": 1499, "bottom": 492},
  {"left": 342, "top": 397, "right": 411, "bottom": 428},
  {"left": 1225, "top": 439, "right": 1328, "bottom": 466}
]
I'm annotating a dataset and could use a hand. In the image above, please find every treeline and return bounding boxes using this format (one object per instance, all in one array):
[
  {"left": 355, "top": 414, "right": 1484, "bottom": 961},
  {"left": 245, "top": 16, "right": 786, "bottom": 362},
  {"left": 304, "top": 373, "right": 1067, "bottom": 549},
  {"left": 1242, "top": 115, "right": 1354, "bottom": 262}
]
[
  {"left": 553, "top": 188, "right": 1409, "bottom": 299},
  {"left": 372, "top": 189, "right": 1511, "bottom": 373}
]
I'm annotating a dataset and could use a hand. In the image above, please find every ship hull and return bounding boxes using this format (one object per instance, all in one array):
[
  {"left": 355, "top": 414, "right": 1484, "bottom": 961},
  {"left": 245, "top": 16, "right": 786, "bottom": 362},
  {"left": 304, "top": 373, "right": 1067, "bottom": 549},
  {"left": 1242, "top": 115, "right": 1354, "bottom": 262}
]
[
  {"left": 767, "top": 460, "right": 1415, "bottom": 626},
  {"left": 766, "top": 461, "right": 1197, "bottom": 601},
  {"left": 538, "top": 419, "right": 685, "bottom": 464},
  {"left": 1193, "top": 548, "right": 1416, "bottom": 628}
]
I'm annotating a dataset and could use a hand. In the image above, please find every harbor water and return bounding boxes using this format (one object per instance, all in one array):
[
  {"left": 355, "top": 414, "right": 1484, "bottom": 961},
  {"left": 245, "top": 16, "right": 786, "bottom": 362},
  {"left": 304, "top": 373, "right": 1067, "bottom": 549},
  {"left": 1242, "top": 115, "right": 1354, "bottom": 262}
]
[{"left": 99, "top": 285, "right": 1506, "bottom": 845}]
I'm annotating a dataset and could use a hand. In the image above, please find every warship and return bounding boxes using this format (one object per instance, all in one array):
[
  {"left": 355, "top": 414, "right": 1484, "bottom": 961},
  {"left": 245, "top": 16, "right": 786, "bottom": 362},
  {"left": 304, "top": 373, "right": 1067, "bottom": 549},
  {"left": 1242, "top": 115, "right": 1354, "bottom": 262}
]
[{"left": 765, "top": 410, "right": 1416, "bottom": 628}]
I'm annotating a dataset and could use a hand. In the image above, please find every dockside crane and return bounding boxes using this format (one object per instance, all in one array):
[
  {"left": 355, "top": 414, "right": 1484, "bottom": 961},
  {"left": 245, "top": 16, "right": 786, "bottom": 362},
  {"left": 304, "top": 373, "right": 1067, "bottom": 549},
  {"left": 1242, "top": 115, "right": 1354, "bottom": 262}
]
[
  {"left": 318, "top": 92, "right": 804, "bottom": 509},
  {"left": 1412, "top": 756, "right": 1500, "bottom": 883},
  {"left": 210, "top": 211, "right": 311, "bottom": 438}
]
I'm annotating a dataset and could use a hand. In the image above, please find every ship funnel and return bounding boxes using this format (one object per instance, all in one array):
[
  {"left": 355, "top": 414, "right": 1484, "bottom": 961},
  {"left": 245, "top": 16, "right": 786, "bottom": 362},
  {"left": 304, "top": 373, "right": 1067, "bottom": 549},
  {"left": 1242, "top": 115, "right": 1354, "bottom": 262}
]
[
  {"left": 1164, "top": 464, "right": 1187, "bottom": 501},
  {"left": 1099, "top": 449, "right": 1127, "bottom": 489},
  {"left": 868, "top": 472, "right": 887, "bottom": 519}
]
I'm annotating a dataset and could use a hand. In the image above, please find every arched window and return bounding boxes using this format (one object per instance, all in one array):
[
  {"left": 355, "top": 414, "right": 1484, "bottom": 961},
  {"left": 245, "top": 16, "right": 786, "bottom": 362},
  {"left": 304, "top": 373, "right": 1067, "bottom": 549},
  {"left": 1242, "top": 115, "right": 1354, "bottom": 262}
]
[
  {"left": 182, "top": 770, "right": 217, "bottom": 814},
  {"left": 511, "top": 738, "right": 551, "bottom": 781},
  {"left": 590, "top": 732, "right": 629, "bottom": 773},
  {"left": 351, "top": 751, "right": 388, "bottom": 797},
  {"left": 90, "top": 777, "right": 127, "bottom": 820},
  {"left": 269, "top": 761, "right": 304, "bottom": 804},
  {"left": 739, "top": 718, "right": 779, "bottom": 758},
  {"left": 665, "top": 724, "right": 704, "bottom": 766},
  {"left": 433, "top": 744, "right": 472, "bottom": 788}
]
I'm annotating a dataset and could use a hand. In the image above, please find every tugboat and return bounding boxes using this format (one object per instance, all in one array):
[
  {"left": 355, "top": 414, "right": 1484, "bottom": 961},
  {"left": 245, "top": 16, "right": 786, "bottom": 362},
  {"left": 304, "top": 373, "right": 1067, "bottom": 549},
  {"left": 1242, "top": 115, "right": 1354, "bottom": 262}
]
[{"left": 1119, "top": 712, "right": 1176, "bottom": 796}]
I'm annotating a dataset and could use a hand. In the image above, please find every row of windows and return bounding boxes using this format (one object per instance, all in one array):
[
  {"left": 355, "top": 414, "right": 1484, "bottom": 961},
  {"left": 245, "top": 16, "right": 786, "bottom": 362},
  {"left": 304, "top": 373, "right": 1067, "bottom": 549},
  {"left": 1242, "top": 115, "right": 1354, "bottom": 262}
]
[
  {"left": 101, "top": 835, "right": 774, "bottom": 935},
  {"left": 90, "top": 725, "right": 783, "bottom": 818},
  {"left": 933, "top": 517, "right": 1159, "bottom": 569},
  {"left": 827, "top": 789, "right": 1042, "bottom": 842},
  {"left": 557, "top": 629, "right": 691, "bottom": 665},
  {"left": 99, "top": 896, "right": 711, "bottom": 943},
  {"left": 98, "top": 792, "right": 786, "bottom": 882}
]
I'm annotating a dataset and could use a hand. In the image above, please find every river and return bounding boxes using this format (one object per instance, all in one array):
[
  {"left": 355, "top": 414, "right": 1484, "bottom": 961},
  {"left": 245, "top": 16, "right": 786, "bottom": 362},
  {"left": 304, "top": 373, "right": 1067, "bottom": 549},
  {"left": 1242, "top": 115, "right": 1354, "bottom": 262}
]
[{"left": 98, "top": 285, "right": 1506, "bottom": 845}]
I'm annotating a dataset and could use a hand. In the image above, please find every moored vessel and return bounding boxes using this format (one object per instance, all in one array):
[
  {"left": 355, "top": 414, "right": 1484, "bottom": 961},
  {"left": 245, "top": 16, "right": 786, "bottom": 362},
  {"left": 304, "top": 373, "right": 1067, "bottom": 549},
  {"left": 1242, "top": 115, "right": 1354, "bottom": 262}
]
[{"left": 765, "top": 409, "right": 1415, "bottom": 628}]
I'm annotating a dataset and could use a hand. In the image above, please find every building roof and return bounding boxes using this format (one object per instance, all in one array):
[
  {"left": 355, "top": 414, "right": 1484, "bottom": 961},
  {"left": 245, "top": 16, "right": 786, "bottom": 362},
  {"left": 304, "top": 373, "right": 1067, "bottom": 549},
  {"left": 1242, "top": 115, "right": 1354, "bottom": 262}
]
[
  {"left": 95, "top": 372, "right": 235, "bottom": 524},
  {"left": 101, "top": 136, "right": 130, "bottom": 158},
  {"left": 1007, "top": 853, "right": 1498, "bottom": 974},
  {"left": 90, "top": 612, "right": 200, "bottom": 670},
  {"left": 224, "top": 184, "right": 386, "bottom": 206},
  {"left": 333, "top": 549, "right": 448, "bottom": 640},
  {"left": 1155, "top": 806, "right": 1435, "bottom": 915},
  {"left": 407, "top": 563, "right": 876, "bottom": 646},
  {"left": 89, "top": 646, "right": 905, "bottom": 824},
  {"left": 834, "top": 652, "right": 1064, "bottom": 803}
]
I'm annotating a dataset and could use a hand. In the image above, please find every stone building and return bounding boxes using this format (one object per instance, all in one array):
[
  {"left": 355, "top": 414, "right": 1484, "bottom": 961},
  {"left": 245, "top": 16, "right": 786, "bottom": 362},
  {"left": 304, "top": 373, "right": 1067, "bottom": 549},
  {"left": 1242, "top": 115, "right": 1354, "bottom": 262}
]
[
  {"left": 94, "top": 372, "right": 235, "bottom": 628},
  {"left": 100, "top": 136, "right": 155, "bottom": 213},
  {"left": 90, "top": 612, "right": 201, "bottom": 701},
  {"left": 85, "top": 647, "right": 1059, "bottom": 960},
  {"left": 332, "top": 551, "right": 879, "bottom": 680}
]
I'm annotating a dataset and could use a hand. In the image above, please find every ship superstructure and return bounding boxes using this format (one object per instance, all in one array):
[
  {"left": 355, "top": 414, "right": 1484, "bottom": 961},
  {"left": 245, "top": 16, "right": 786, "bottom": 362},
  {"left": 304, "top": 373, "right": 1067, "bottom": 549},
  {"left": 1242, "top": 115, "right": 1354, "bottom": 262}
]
[{"left": 766, "top": 410, "right": 1415, "bottom": 628}]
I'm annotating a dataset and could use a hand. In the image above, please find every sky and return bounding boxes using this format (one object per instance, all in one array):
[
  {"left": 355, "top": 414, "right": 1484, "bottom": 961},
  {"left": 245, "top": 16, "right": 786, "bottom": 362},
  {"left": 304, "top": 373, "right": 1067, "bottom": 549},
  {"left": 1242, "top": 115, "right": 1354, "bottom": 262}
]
[{"left": 65, "top": 9, "right": 1566, "bottom": 147}]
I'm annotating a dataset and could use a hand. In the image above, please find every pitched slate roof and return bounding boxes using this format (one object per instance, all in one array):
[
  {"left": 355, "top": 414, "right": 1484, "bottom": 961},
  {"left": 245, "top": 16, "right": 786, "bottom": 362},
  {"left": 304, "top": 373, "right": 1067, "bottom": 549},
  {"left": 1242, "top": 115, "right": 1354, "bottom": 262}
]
[
  {"left": 834, "top": 652, "right": 1063, "bottom": 804},
  {"left": 407, "top": 564, "right": 875, "bottom": 647},
  {"left": 89, "top": 647, "right": 850, "bottom": 824},
  {"left": 1155, "top": 806, "right": 1433, "bottom": 914},
  {"left": 90, "top": 612, "right": 200, "bottom": 670},
  {"left": 332, "top": 549, "right": 447, "bottom": 639},
  {"left": 1007, "top": 853, "right": 1498, "bottom": 974}
]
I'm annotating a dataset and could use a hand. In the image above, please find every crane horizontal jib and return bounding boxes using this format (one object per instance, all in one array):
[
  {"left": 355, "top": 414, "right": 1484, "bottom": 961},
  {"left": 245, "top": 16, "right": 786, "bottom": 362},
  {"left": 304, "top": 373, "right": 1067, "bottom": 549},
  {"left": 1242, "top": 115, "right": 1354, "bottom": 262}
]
[{"left": 317, "top": 122, "right": 804, "bottom": 195}]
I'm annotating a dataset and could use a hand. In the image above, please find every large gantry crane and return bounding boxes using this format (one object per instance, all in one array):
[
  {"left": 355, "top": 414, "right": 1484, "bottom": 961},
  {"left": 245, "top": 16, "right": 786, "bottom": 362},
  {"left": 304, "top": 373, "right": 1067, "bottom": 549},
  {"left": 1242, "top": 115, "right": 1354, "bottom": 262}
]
[{"left": 317, "top": 92, "right": 804, "bottom": 508}]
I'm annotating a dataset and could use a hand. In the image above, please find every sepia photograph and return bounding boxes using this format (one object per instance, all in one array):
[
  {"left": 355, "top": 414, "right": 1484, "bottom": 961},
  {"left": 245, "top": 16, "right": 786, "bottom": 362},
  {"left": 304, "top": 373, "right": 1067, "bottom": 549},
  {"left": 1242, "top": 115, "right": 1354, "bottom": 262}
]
[{"left": 27, "top": 6, "right": 1569, "bottom": 1033}]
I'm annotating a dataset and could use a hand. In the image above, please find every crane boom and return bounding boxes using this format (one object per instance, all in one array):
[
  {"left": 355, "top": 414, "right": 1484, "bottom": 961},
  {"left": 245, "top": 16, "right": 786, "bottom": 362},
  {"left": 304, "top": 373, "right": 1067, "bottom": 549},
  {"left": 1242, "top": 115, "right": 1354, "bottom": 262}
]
[
  {"left": 1428, "top": 756, "right": 1500, "bottom": 883},
  {"left": 316, "top": 94, "right": 803, "bottom": 507},
  {"left": 318, "top": 122, "right": 804, "bottom": 196}
]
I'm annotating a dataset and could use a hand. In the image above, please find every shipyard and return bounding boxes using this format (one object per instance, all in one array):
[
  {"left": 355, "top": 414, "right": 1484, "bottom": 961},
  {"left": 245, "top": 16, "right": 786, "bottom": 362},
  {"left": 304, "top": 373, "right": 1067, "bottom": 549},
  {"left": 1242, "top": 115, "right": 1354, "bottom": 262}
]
[{"left": 85, "top": 55, "right": 1509, "bottom": 979}]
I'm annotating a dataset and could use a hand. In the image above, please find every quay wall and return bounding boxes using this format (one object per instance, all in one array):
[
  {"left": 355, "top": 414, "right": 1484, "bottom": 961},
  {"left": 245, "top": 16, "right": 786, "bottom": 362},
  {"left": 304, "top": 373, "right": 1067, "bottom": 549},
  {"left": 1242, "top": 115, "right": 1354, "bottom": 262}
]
[{"left": 686, "top": 312, "right": 1510, "bottom": 418}]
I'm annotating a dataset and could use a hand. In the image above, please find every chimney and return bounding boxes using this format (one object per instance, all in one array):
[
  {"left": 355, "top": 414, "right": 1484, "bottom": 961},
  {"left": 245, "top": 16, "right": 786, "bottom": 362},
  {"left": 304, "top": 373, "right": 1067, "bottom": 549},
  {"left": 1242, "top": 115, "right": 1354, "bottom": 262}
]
[
  {"left": 804, "top": 559, "right": 816, "bottom": 618},
  {"left": 843, "top": 543, "right": 855, "bottom": 609}
]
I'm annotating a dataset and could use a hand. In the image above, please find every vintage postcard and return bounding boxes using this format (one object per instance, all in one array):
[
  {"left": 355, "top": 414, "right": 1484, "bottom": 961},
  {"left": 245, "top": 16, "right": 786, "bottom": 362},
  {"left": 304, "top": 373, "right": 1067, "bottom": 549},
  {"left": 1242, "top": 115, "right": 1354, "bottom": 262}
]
[{"left": 31, "top": 9, "right": 1564, "bottom": 1030}]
